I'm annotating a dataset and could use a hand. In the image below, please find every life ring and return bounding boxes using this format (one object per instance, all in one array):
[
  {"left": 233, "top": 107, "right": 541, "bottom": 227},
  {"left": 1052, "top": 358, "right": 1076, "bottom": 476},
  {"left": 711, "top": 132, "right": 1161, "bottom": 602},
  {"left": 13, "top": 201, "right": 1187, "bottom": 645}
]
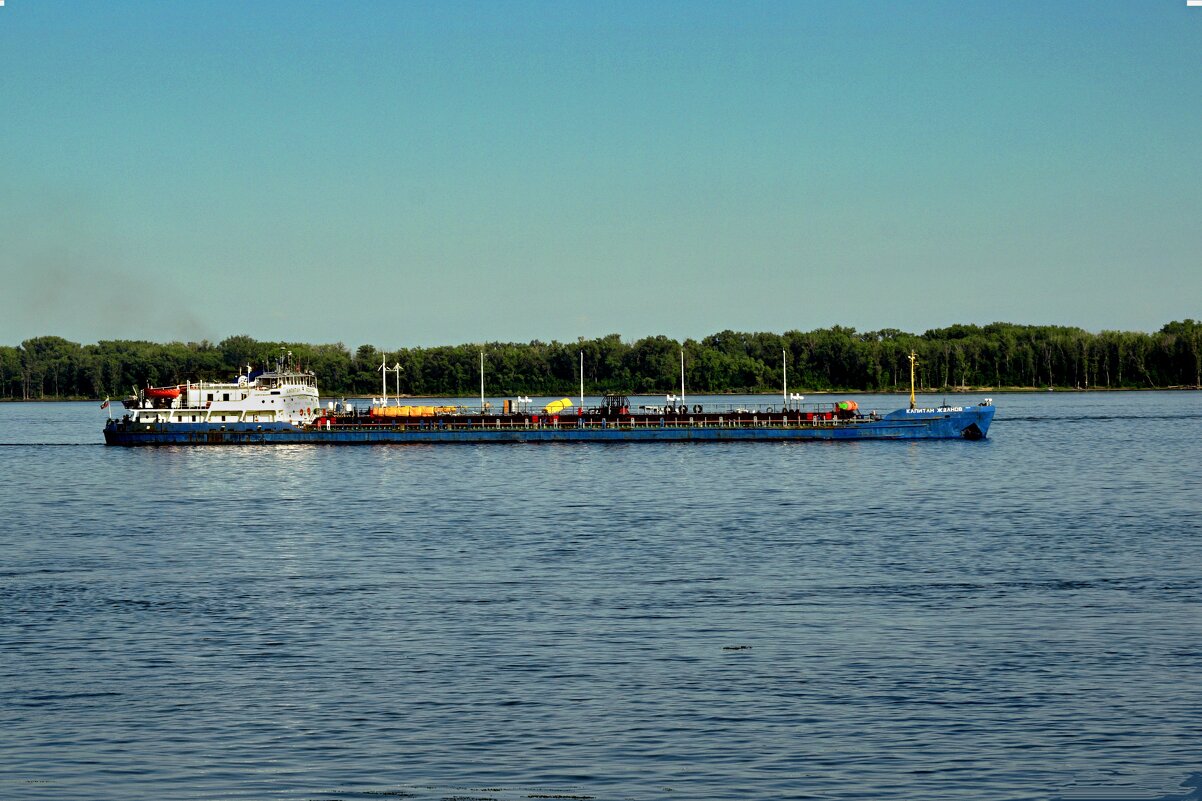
[{"left": 693, "top": 404, "right": 703, "bottom": 414}]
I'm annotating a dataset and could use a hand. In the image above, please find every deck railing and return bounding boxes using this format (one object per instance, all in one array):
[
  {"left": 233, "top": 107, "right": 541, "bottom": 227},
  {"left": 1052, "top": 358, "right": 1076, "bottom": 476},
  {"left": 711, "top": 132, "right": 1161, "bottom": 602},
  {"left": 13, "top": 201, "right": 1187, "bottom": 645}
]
[{"left": 316, "top": 412, "right": 877, "bottom": 433}]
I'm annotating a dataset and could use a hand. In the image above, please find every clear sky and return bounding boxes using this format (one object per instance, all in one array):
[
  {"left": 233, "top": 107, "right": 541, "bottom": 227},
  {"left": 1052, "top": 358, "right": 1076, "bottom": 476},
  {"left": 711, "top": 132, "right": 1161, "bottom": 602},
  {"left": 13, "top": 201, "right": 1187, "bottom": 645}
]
[{"left": 1, "top": 0, "right": 1200, "bottom": 348}]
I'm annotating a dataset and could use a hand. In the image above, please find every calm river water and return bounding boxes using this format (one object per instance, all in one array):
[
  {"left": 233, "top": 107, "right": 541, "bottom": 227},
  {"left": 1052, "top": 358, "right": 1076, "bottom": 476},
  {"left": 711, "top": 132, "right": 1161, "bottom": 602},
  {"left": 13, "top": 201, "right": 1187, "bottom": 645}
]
[{"left": 1, "top": 391, "right": 1200, "bottom": 801}]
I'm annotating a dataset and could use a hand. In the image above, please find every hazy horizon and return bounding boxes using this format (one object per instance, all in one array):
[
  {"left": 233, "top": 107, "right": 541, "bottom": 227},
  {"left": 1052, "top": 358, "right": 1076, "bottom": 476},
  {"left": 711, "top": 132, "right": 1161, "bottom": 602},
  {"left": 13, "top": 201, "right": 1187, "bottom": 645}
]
[{"left": 5, "top": 317, "right": 1198, "bottom": 351}]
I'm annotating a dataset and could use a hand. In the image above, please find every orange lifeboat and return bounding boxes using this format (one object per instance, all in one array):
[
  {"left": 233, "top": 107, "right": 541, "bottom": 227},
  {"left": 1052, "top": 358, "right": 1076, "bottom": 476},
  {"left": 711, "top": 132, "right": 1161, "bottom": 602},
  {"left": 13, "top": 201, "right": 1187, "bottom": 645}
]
[{"left": 144, "top": 385, "right": 182, "bottom": 399}]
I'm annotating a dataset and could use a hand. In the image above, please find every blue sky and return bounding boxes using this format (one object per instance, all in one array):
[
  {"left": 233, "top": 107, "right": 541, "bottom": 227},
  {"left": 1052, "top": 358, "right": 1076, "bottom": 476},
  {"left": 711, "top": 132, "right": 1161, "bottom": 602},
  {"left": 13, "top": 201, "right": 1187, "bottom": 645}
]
[{"left": 1, "top": 0, "right": 1199, "bottom": 347}]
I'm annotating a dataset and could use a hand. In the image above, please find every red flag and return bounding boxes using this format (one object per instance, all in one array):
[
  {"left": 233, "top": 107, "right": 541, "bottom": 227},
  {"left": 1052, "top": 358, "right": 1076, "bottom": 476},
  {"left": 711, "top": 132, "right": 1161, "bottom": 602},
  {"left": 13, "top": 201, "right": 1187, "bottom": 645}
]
[{"left": 100, "top": 398, "right": 110, "bottom": 409}]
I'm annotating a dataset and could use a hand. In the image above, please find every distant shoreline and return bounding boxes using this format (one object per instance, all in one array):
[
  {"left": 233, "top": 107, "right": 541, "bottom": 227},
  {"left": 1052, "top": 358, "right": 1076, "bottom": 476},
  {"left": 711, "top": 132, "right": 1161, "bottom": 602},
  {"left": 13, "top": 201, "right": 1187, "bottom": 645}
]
[
  {"left": 6, "top": 385, "right": 1198, "bottom": 403},
  {"left": 10, "top": 322, "right": 1199, "bottom": 400}
]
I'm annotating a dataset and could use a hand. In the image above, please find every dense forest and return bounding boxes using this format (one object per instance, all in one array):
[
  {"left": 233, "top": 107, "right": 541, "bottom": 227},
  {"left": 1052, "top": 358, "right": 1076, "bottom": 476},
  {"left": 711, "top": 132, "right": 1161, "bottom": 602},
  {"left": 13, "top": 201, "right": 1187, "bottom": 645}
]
[{"left": 3, "top": 321, "right": 1200, "bottom": 400}]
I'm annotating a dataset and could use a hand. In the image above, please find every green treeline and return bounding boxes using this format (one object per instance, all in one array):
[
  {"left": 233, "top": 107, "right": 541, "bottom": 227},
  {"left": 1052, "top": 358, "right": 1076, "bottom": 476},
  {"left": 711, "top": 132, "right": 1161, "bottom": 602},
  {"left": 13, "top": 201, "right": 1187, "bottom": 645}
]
[{"left": 3, "top": 321, "right": 1201, "bottom": 400}]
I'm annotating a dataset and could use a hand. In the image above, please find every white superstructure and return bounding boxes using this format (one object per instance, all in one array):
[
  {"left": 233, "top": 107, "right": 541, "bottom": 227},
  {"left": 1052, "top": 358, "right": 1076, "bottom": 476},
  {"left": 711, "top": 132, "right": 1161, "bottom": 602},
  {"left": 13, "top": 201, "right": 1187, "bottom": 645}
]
[{"left": 127, "top": 367, "right": 321, "bottom": 427}]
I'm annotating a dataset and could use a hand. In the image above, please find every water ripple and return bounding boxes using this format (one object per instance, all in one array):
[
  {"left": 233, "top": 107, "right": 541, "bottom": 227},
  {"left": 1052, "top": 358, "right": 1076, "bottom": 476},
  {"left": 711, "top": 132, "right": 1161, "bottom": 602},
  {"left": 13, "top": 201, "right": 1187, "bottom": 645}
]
[{"left": 0, "top": 394, "right": 1200, "bottom": 800}]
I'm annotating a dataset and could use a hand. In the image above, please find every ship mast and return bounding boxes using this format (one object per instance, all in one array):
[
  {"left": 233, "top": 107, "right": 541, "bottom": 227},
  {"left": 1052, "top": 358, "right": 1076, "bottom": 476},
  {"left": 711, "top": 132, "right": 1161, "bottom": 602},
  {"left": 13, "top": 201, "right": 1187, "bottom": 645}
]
[
  {"left": 680, "top": 347, "right": 685, "bottom": 407},
  {"left": 378, "top": 351, "right": 389, "bottom": 405},
  {"left": 908, "top": 350, "right": 918, "bottom": 410}
]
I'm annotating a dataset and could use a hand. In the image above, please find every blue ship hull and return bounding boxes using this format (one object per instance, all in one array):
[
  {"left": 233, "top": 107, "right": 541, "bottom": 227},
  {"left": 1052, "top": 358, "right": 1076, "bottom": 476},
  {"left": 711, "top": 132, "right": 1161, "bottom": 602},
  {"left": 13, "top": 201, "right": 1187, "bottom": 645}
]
[{"left": 103, "top": 405, "right": 995, "bottom": 446}]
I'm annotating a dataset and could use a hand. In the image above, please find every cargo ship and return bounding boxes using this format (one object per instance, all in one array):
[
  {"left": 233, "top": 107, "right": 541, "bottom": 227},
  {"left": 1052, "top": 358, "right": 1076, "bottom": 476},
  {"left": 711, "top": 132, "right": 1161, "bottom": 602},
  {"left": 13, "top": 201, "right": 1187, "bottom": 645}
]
[{"left": 102, "top": 354, "right": 995, "bottom": 446}]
